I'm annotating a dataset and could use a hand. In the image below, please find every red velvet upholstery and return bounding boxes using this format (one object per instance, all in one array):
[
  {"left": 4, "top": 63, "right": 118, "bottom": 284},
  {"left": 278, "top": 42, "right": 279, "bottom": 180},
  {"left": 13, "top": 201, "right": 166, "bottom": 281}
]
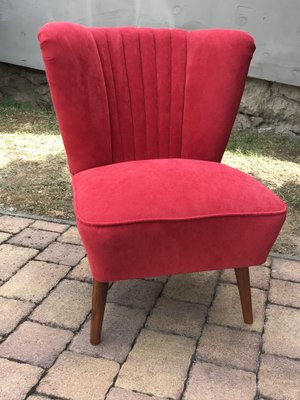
[
  {"left": 74, "top": 159, "right": 285, "bottom": 281},
  {"left": 38, "top": 22, "right": 287, "bottom": 282}
]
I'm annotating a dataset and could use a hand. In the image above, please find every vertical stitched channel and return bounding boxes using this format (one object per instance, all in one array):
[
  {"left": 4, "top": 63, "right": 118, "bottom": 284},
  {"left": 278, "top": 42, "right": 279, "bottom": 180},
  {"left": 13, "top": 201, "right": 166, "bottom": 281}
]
[
  {"left": 105, "top": 31, "right": 125, "bottom": 162},
  {"left": 153, "top": 30, "right": 160, "bottom": 158},
  {"left": 168, "top": 30, "right": 173, "bottom": 158},
  {"left": 180, "top": 32, "right": 188, "bottom": 158},
  {"left": 91, "top": 32, "right": 113, "bottom": 164},
  {"left": 138, "top": 30, "right": 147, "bottom": 159},
  {"left": 121, "top": 30, "right": 136, "bottom": 160}
]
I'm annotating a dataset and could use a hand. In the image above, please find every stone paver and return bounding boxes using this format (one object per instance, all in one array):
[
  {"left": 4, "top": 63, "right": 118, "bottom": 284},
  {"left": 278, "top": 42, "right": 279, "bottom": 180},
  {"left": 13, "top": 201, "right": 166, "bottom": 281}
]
[
  {"left": 262, "top": 256, "right": 272, "bottom": 267},
  {"left": 58, "top": 226, "right": 82, "bottom": 245},
  {"left": 8, "top": 228, "right": 59, "bottom": 249},
  {"left": 197, "top": 324, "right": 260, "bottom": 372},
  {"left": 263, "top": 304, "right": 300, "bottom": 358},
  {"left": 208, "top": 283, "right": 267, "bottom": 332},
  {"left": 0, "top": 321, "right": 73, "bottom": 368},
  {"left": 0, "top": 244, "right": 38, "bottom": 281},
  {"left": 258, "top": 354, "right": 300, "bottom": 400},
  {"left": 108, "top": 279, "right": 163, "bottom": 311},
  {"left": 107, "top": 387, "right": 168, "bottom": 400},
  {"left": 163, "top": 271, "right": 218, "bottom": 306},
  {"left": 221, "top": 265, "right": 270, "bottom": 290},
  {"left": 0, "top": 214, "right": 299, "bottom": 400},
  {"left": 146, "top": 297, "right": 207, "bottom": 338},
  {"left": 36, "top": 242, "right": 85, "bottom": 266},
  {"left": 272, "top": 258, "right": 300, "bottom": 282},
  {"left": 0, "top": 232, "right": 11, "bottom": 244},
  {"left": 269, "top": 278, "right": 300, "bottom": 308},
  {"left": 0, "top": 260, "right": 70, "bottom": 303},
  {"left": 67, "top": 256, "right": 92, "bottom": 282},
  {"left": 184, "top": 362, "right": 256, "bottom": 400},
  {"left": 27, "top": 396, "right": 53, "bottom": 400},
  {"left": 37, "top": 351, "right": 119, "bottom": 400},
  {"left": 0, "top": 215, "right": 33, "bottom": 233},
  {"left": 31, "top": 220, "right": 69, "bottom": 233},
  {"left": 0, "top": 297, "right": 34, "bottom": 335},
  {"left": 70, "top": 303, "right": 147, "bottom": 363},
  {"left": 144, "top": 275, "right": 169, "bottom": 283},
  {"left": 0, "top": 358, "right": 43, "bottom": 400},
  {"left": 117, "top": 329, "right": 195, "bottom": 399},
  {"left": 30, "top": 279, "right": 92, "bottom": 330}
]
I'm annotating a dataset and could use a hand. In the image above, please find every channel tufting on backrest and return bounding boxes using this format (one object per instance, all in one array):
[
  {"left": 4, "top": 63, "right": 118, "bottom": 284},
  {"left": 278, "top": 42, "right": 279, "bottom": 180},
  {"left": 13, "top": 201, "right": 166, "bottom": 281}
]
[
  {"left": 38, "top": 22, "right": 255, "bottom": 175},
  {"left": 90, "top": 28, "right": 187, "bottom": 163}
]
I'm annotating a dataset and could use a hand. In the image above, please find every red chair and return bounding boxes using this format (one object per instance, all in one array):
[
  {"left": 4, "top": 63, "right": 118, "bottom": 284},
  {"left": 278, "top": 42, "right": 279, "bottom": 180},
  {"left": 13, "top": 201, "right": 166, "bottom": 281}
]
[{"left": 38, "top": 22, "right": 287, "bottom": 345}]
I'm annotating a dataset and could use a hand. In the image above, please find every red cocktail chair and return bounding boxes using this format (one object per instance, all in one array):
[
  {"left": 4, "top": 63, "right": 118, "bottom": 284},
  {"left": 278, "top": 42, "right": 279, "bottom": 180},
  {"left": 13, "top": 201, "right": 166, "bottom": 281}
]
[{"left": 38, "top": 22, "right": 287, "bottom": 345}]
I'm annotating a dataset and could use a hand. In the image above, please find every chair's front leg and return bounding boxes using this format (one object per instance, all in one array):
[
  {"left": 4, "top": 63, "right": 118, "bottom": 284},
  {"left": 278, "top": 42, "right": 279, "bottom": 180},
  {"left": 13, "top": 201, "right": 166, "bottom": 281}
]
[
  {"left": 235, "top": 267, "right": 253, "bottom": 324},
  {"left": 90, "top": 280, "right": 109, "bottom": 345}
]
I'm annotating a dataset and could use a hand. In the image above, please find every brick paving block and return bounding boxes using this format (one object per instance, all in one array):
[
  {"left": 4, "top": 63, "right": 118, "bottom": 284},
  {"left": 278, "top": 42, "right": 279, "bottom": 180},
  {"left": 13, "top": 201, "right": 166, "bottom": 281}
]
[
  {"left": 163, "top": 271, "right": 218, "bottom": 306},
  {"left": 0, "top": 321, "right": 73, "bottom": 368},
  {"left": 0, "top": 297, "right": 34, "bottom": 335},
  {"left": 108, "top": 279, "right": 163, "bottom": 311},
  {"left": 263, "top": 304, "right": 300, "bottom": 358},
  {"left": 221, "top": 266, "right": 270, "bottom": 290},
  {"left": 8, "top": 228, "right": 59, "bottom": 250},
  {"left": 258, "top": 354, "right": 300, "bottom": 400},
  {"left": 269, "top": 279, "right": 300, "bottom": 308},
  {"left": 67, "top": 257, "right": 92, "bottom": 283},
  {"left": 36, "top": 242, "right": 85, "bottom": 266},
  {"left": 0, "top": 261, "right": 70, "bottom": 303},
  {"left": 143, "top": 275, "right": 169, "bottom": 283},
  {"left": 262, "top": 256, "right": 272, "bottom": 267},
  {"left": 30, "top": 279, "right": 92, "bottom": 330},
  {"left": 184, "top": 362, "right": 256, "bottom": 400},
  {"left": 31, "top": 220, "right": 69, "bottom": 233},
  {"left": 0, "top": 244, "right": 38, "bottom": 281},
  {"left": 197, "top": 324, "right": 260, "bottom": 372},
  {"left": 0, "top": 232, "right": 11, "bottom": 244},
  {"left": 272, "top": 258, "right": 300, "bottom": 282},
  {"left": 27, "top": 397, "right": 53, "bottom": 400},
  {"left": 208, "top": 283, "right": 266, "bottom": 332},
  {"left": 58, "top": 226, "right": 82, "bottom": 245},
  {"left": 0, "top": 358, "right": 43, "bottom": 400},
  {"left": 146, "top": 297, "right": 207, "bottom": 338},
  {"left": 107, "top": 387, "right": 168, "bottom": 400},
  {"left": 0, "top": 215, "right": 33, "bottom": 233},
  {"left": 37, "top": 351, "right": 119, "bottom": 400},
  {"left": 70, "top": 303, "right": 147, "bottom": 363},
  {"left": 116, "top": 329, "right": 195, "bottom": 399}
]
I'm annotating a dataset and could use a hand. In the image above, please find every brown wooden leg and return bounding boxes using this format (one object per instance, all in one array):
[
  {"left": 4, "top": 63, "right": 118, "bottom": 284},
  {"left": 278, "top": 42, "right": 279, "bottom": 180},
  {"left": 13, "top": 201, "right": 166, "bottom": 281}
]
[
  {"left": 235, "top": 267, "right": 253, "bottom": 324},
  {"left": 90, "top": 280, "right": 108, "bottom": 345}
]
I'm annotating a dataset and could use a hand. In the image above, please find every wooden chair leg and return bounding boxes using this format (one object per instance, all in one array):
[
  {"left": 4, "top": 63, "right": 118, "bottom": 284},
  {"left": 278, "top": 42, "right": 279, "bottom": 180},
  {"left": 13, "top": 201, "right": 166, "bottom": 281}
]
[
  {"left": 90, "top": 280, "right": 108, "bottom": 345},
  {"left": 235, "top": 267, "right": 253, "bottom": 324}
]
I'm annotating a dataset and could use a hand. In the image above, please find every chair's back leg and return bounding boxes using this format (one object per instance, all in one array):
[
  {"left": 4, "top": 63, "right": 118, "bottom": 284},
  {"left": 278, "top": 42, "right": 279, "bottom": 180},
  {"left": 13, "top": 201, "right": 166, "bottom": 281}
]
[
  {"left": 235, "top": 267, "right": 253, "bottom": 324},
  {"left": 90, "top": 280, "right": 109, "bottom": 345}
]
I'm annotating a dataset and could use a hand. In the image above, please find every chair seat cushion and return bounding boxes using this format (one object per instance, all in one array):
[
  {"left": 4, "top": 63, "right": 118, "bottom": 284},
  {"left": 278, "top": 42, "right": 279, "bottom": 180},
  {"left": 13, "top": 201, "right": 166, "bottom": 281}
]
[{"left": 73, "top": 159, "right": 286, "bottom": 281}]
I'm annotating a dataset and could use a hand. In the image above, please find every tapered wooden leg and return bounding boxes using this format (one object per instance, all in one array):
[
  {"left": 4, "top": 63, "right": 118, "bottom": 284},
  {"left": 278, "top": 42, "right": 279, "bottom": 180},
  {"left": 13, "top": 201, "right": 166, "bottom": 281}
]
[
  {"left": 90, "top": 280, "right": 108, "bottom": 345},
  {"left": 235, "top": 267, "right": 253, "bottom": 324}
]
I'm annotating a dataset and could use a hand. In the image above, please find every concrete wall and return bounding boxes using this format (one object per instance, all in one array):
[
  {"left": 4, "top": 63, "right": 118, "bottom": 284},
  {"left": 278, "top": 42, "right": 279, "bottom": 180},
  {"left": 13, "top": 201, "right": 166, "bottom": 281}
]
[{"left": 0, "top": 0, "right": 300, "bottom": 86}]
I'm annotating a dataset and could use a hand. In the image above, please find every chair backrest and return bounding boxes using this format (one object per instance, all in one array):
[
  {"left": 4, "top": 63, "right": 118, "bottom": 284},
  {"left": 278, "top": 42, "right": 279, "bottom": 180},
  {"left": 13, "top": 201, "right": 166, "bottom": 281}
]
[{"left": 38, "top": 22, "right": 255, "bottom": 174}]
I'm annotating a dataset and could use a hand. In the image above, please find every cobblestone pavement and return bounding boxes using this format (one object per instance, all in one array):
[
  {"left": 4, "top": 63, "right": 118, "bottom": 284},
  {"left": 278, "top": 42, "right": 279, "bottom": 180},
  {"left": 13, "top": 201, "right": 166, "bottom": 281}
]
[{"left": 0, "top": 214, "right": 299, "bottom": 400}]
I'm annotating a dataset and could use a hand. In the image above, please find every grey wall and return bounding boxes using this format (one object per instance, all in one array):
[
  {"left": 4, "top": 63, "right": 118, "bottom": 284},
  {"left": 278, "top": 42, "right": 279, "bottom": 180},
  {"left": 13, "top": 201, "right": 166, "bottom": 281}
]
[{"left": 0, "top": 0, "right": 300, "bottom": 86}]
